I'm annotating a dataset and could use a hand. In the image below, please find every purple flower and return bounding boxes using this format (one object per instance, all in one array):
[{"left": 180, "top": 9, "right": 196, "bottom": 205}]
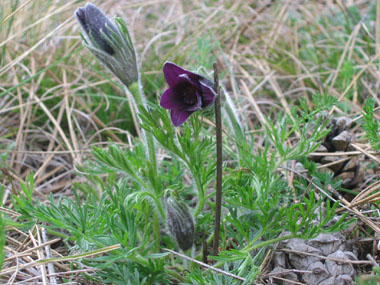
[{"left": 160, "top": 62, "right": 217, "bottom": 127}]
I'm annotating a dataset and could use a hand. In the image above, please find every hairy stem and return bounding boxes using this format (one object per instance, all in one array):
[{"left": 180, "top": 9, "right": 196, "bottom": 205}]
[
  {"left": 124, "top": 83, "right": 164, "bottom": 248},
  {"left": 125, "top": 82, "right": 157, "bottom": 182}
]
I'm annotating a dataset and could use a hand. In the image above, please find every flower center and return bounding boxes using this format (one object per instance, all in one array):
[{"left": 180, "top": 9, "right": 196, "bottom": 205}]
[{"left": 183, "top": 85, "right": 198, "bottom": 106}]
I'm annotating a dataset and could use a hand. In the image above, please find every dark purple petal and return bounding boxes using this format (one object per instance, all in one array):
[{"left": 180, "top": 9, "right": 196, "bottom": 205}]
[
  {"left": 171, "top": 109, "right": 193, "bottom": 127},
  {"left": 178, "top": 74, "right": 199, "bottom": 87},
  {"left": 163, "top": 62, "right": 201, "bottom": 87},
  {"left": 199, "top": 80, "right": 217, "bottom": 107},
  {"left": 160, "top": 88, "right": 184, "bottom": 109}
]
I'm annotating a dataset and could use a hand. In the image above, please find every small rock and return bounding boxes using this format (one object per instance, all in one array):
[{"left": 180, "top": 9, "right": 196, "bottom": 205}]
[
  {"left": 331, "top": 130, "right": 352, "bottom": 151},
  {"left": 324, "top": 117, "right": 353, "bottom": 151}
]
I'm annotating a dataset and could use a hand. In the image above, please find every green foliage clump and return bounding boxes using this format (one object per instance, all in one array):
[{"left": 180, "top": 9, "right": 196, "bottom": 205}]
[
  {"left": 4, "top": 91, "right": 352, "bottom": 283},
  {"left": 362, "top": 98, "right": 380, "bottom": 151}
]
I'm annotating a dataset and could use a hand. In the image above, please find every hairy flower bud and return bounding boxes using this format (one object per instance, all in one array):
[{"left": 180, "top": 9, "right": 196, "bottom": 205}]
[
  {"left": 164, "top": 190, "right": 194, "bottom": 251},
  {"left": 75, "top": 3, "right": 117, "bottom": 55},
  {"left": 75, "top": 3, "right": 138, "bottom": 86}
]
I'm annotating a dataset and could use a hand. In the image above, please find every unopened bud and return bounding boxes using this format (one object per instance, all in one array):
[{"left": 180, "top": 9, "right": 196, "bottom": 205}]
[
  {"left": 75, "top": 3, "right": 138, "bottom": 86},
  {"left": 164, "top": 190, "right": 194, "bottom": 251}
]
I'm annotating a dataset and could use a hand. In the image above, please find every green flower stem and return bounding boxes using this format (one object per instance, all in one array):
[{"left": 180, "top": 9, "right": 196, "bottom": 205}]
[
  {"left": 124, "top": 82, "right": 164, "bottom": 254},
  {"left": 124, "top": 81, "right": 162, "bottom": 204},
  {"left": 125, "top": 82, "right": 158, "bottom": 187}
]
